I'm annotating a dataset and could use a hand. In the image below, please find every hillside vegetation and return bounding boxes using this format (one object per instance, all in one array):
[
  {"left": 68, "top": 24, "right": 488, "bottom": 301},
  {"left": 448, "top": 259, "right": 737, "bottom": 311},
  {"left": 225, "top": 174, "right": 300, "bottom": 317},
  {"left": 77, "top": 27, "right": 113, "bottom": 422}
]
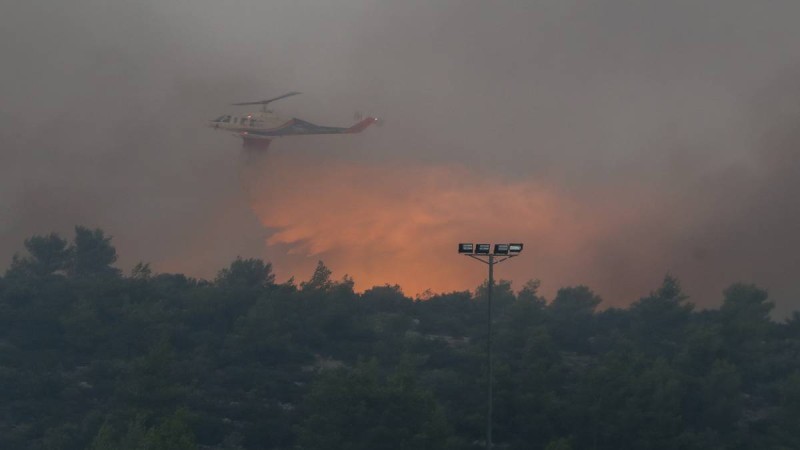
[{"left": 1, "top": 227, "right": 799, "bottom": 449}]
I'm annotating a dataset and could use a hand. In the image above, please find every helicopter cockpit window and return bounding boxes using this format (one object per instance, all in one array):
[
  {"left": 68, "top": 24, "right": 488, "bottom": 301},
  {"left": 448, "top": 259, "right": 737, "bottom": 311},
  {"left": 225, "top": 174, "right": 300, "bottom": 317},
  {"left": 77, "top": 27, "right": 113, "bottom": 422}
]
[
  {"left": 213, "top": 115, "right": 226, "bottom": 122},
  {"left": 218, "top": 115, "right": 231, "bottom": 123}
]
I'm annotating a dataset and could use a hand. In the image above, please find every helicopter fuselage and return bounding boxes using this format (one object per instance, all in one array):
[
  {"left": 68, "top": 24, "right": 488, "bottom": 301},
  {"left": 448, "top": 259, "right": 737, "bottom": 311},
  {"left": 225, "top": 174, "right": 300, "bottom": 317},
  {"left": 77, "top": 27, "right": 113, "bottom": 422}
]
[
  {"left": 208, "top": 92, "right": 378, "bottom": 149},
  {"left": 208, "top": 110, "right": 286, "bottom": 139}
]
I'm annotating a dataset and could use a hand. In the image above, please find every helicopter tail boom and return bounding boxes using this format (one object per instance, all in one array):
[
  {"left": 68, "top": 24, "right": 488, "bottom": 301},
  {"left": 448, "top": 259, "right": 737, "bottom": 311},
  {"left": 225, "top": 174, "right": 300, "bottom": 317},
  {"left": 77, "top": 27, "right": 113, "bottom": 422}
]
[{"left": 346, "top": 117, "right": 379, "bottom": 134}]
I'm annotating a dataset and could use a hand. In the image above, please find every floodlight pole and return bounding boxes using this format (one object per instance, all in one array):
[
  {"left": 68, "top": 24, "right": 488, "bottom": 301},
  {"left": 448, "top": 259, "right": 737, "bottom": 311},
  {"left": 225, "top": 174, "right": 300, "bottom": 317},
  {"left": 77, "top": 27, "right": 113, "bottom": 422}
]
[
  {"left": 464, "top": 252, "right": 517, "bottom": 450},
  {"left": 487, "top": 254, "right": 494, "bottom": 450}
]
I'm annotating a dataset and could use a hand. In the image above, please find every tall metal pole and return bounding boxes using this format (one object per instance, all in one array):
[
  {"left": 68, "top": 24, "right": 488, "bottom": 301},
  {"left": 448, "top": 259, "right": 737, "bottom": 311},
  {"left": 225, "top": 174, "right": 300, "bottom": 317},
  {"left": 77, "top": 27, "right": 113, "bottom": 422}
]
[
  {"left": 486, "top": 255, "right": 494, "bottom": 450},
  {"left": 460, "top": 243, "right": 521, "bottom": 450}
]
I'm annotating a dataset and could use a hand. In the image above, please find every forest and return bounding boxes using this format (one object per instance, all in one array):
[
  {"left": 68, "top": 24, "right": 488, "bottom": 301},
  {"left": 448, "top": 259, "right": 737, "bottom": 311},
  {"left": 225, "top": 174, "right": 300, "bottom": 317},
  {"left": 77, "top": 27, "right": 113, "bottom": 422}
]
[{"left": 1, "top": 227, "right": 799, "bottom": 450}]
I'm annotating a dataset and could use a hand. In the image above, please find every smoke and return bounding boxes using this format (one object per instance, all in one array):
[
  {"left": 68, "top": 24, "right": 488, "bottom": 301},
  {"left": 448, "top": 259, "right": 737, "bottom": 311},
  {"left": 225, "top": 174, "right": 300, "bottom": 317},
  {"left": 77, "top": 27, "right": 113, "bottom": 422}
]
[
  {"left": 241, "top": 153, "right": 593, "bottom": 296},
  {"left": 2, "top": 1, "right": 800, "bottom": 312},
  {"left": 238, "top": 151, "right": 686, "bottom": 304}
]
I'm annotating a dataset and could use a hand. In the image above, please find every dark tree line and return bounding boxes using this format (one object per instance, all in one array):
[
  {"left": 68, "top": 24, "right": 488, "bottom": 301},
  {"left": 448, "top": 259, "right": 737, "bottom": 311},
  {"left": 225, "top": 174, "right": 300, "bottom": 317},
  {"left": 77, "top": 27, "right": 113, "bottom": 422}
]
[{"left": 0, "top": 227, "right": 799, "bottom": 449}]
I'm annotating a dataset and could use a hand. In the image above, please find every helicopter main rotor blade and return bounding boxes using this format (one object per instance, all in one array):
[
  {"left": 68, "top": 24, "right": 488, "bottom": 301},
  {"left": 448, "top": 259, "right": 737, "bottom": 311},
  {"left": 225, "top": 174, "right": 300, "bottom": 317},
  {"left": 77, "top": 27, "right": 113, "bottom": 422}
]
[{"left": 232, "top": 91, "right": 301, "bottom": 106}]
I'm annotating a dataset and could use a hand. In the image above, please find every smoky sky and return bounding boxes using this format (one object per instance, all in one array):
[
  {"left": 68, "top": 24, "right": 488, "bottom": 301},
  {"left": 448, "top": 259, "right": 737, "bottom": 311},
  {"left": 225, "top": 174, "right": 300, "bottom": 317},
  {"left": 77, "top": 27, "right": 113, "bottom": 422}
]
[{"left": 2, "top": 1, "right": 800, "bottom": 314}]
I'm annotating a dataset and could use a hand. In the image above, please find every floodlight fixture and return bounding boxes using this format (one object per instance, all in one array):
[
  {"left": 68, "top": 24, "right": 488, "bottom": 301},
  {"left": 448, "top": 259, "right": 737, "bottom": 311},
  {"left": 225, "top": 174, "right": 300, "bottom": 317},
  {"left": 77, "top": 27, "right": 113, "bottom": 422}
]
[
  {"left": 475, "top": 244, "right": 491, "bottom": 254},
  {"left": 458, "top": 243, "right": 475, "bottom": 254},
  {"left": 494, "top": 244, "right": 509, "bottom": 255},
  {"left": 509, "top": 243, "right": 523, "bottom": 254}
]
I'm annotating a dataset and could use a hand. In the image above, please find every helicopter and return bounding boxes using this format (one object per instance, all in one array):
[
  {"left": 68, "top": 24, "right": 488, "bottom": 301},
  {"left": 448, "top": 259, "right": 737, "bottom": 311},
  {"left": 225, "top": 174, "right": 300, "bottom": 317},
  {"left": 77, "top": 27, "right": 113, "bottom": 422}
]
[{"left": 208, "top": 92, "right": 379, "bottom": 149}]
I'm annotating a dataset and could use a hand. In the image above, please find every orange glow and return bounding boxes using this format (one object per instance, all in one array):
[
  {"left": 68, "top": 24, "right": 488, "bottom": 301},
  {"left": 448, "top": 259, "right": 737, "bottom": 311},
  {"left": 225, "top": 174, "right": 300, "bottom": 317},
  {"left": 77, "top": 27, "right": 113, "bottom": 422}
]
[{"left": 240, "top": 154, "right": 653, "bottom": 300}]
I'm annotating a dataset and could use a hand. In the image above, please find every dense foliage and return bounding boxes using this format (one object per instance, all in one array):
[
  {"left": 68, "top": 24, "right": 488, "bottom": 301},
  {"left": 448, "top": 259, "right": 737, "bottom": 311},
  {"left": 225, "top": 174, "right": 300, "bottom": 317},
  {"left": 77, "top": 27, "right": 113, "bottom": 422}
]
[{"left": 1, "top": 227, "right": 799, "bottom": 449}]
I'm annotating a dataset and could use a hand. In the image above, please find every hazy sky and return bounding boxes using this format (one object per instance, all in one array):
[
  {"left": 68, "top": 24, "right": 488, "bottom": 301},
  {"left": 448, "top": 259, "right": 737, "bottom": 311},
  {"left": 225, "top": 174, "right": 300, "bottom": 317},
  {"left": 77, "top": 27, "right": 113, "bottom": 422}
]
[{"left": 2, "top": 1, "right": 800, "bottom": 313}]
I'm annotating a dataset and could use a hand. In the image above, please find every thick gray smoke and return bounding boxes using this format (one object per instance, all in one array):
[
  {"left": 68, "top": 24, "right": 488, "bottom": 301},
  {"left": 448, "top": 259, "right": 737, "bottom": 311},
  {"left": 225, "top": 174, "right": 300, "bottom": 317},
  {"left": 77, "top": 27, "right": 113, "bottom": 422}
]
[{"left": 1, "top": 1, "right": 799, "bottom": 314}]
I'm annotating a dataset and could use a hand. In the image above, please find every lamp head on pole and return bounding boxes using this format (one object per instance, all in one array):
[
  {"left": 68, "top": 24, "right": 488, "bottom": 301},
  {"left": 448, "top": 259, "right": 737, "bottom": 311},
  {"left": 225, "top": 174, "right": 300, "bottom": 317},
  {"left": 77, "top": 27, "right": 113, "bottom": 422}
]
[
  {"left": 493, "top": 244, "right": 509, "bottom": 255},
  {"left": 475, "top": 244, "right": 491, "bottom": 254},
  {"left": 458, "top": 243, "right": 475, "bottom": 254},
  {"left": 458, "top": 243, "right": 524, "bottom": 256}
]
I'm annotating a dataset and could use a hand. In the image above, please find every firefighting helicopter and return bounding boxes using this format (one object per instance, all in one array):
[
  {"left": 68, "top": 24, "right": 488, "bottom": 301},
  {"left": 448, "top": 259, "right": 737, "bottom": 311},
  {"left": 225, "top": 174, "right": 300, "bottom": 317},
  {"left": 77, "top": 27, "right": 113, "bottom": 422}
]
[{"left": 207, "top": 91, "right": 379, "bottom": 149}]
